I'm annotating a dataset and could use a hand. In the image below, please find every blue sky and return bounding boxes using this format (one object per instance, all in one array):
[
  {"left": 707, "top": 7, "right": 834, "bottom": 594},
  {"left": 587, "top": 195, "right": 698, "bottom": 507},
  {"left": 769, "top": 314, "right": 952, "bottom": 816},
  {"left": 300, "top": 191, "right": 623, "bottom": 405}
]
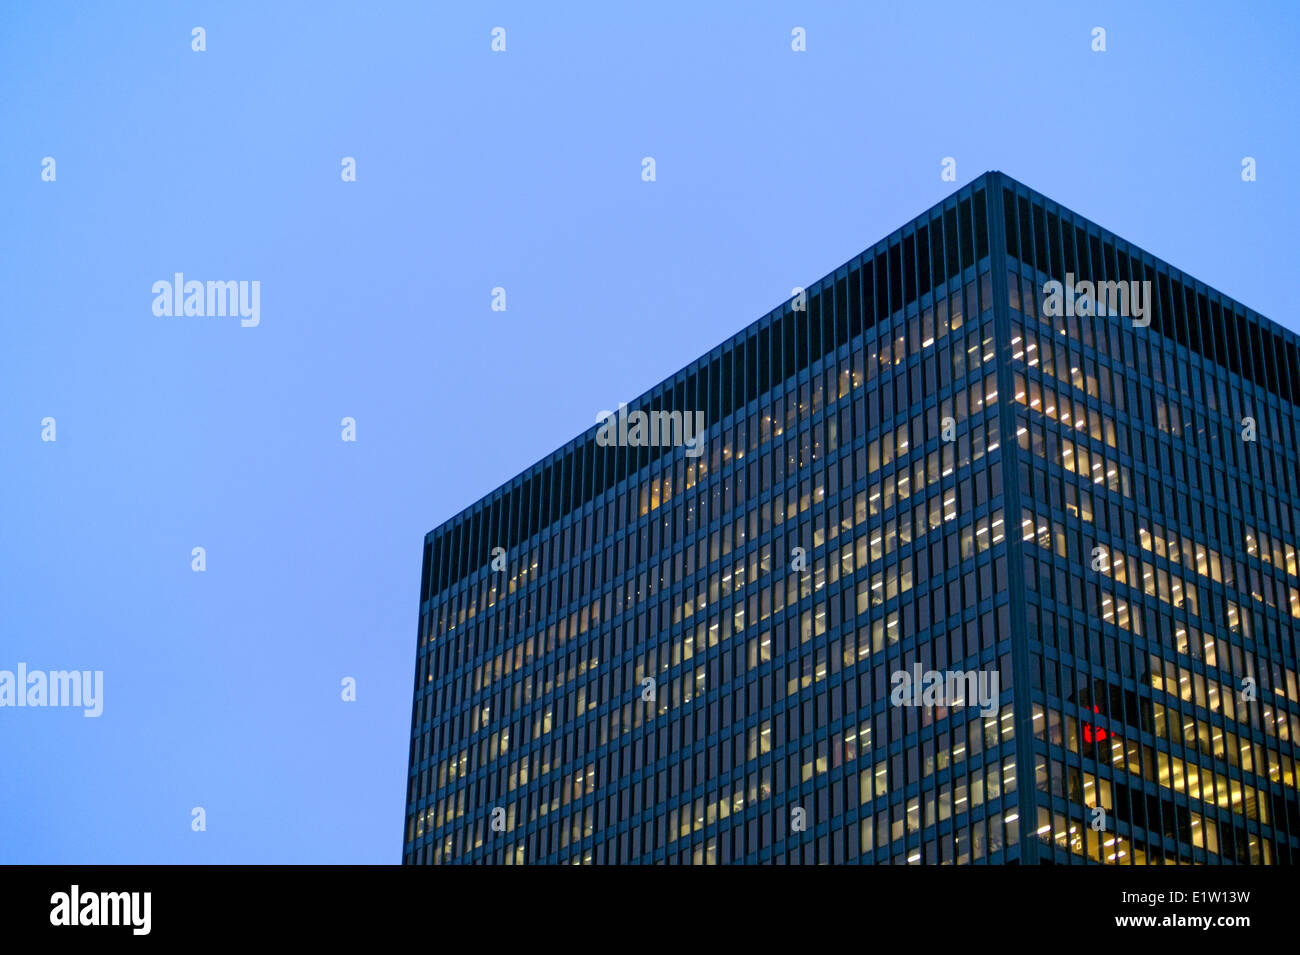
[{"left": 1, "top": 1, "right": 1297, "bottom": 862}]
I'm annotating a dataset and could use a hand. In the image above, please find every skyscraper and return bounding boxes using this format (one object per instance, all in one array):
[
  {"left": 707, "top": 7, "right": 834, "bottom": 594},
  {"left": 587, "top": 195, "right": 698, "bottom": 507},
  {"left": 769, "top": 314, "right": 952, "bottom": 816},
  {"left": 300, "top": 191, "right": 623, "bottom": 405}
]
[{"left": 404, "top": 172, "right": 1300, "bottom": 865}]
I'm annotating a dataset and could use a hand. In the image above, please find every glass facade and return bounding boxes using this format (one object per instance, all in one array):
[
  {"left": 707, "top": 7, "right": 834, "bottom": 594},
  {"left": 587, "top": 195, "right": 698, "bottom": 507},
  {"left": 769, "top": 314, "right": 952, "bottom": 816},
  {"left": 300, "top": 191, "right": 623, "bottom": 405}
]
[
  {"left": 403, "top": 172, "right": 1300, "bottom": 864},
  {"left": 1001, "top": 180, "right": 1300, "bottom": 864}
]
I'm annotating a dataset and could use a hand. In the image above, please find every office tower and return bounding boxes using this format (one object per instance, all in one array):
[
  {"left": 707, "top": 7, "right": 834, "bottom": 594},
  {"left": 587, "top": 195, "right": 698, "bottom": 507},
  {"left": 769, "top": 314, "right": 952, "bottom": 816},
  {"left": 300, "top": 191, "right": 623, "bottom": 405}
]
[{"left": 404, "top": 172, "right": 1300, "bottom": 864}]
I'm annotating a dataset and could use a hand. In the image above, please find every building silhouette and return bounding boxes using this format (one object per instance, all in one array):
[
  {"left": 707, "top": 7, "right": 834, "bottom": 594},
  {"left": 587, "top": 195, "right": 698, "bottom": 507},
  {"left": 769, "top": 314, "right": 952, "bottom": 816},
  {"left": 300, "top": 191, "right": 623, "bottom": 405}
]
[{"left": 404, "top": 172, "right": 1300, "bottom": 864}]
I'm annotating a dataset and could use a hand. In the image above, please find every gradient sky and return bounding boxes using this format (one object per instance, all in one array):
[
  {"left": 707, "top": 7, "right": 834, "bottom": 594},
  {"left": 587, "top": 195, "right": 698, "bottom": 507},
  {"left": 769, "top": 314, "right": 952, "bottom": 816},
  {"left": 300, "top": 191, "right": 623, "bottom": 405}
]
[{"left": 1, "top": 1, "right": 1297, "bottom": 863}]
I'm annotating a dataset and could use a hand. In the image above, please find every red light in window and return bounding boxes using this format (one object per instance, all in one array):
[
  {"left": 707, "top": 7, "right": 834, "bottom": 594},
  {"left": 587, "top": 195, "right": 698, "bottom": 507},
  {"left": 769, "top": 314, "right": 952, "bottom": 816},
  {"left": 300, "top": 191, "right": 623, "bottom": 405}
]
[{"left": 1083, "top": 705, "right": 1108, "bottom": 743}]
